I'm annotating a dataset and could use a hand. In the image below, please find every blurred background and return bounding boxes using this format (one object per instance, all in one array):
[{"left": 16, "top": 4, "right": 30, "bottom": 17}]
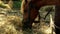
[{"left": 0, "top": 0, "right": 55, "bottom": 34}]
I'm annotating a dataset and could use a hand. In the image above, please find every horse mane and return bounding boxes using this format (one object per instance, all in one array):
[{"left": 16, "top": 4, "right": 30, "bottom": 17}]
[{"left": 20, "top": 0, "right": 25, "bottom": 14}]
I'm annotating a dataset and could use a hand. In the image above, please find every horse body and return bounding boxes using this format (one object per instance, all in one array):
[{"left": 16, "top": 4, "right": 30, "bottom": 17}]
[{"left": 21, "top": 0, "right": 60, "bottom": 34}]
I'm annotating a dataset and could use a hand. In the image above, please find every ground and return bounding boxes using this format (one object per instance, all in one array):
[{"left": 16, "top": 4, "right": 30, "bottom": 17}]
[{"left": 0, "top": 5, "right": 55, "bottom": 34}]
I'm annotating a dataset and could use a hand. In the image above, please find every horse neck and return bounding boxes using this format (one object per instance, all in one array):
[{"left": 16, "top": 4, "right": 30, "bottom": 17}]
[{"left": 34, "top": 0, "right": 60, "bottom": 8}]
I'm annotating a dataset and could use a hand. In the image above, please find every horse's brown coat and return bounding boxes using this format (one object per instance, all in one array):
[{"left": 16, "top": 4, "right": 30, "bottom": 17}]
[
  {"left": 21, "top": 0, "right": 60, "bottom": 34},
  {"left": 21, "top": 0, "right": 60, "bottom": 21}
]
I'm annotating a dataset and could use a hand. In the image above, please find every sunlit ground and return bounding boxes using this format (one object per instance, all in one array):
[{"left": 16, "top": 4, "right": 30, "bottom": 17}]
[
  {"left": 32, "top": 20, "right": 55, "bottom": 34},
  {"left": 0, "top": 15, "right": 55, "bottom": 34}
]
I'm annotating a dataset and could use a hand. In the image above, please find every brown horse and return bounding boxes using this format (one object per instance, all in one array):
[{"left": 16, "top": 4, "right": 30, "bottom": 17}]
[{"left": 21, "top": 0, "right": 60, "bottom": 34}]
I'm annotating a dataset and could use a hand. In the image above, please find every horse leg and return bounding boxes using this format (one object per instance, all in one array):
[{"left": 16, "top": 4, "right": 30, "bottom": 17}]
[
  {"left": 55, "top": 5, "right": 60, "bottom": 34},
  {"left": 22, "top": 19, "right": 32, "bottom": 30},
  {"left": 22, "top": 19, "right": 33, "bottom": 34},
  {"left": 22, "top": 13, "right": 33, "bottom": 34},
  {"left": 33, "top": 12, "right": 41, "bottom": 23}
]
